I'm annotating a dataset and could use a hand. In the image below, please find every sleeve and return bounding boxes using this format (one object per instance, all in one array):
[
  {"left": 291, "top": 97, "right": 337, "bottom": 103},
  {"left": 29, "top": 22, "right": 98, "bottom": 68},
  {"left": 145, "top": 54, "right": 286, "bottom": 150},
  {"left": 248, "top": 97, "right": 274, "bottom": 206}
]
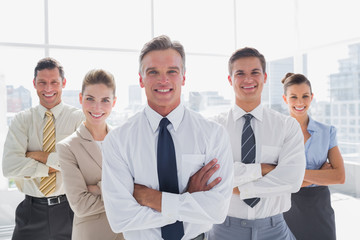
[
  {"left": 161, "top": 125, "right": 234, "bottom": 224},
  {"left": 46, "top": 152, "right": 61, "bottom": 170},
  {"left": 2, "top": 114, "right": 49, "bottom": 179},
  {"left": 329, "top": 125, "right": 338, "bottom": 150},
  {"left": 233, "top": 162, "right": 262, "bottom": 187},
  {"left": 238, "top": 118, "right": 306, "bottom": 199},
  {"left": 57, "top": 141, "right": 105, "bottom": 218},
  {"left": 102, "top": 130, "right": 172, "bottom": 233}
]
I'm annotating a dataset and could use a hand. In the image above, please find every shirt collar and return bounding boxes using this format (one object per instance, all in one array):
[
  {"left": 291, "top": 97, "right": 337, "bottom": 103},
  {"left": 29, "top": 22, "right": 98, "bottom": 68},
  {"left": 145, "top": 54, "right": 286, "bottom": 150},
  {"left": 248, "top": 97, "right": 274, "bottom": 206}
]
[
  {"left": 145, "top": 104, "right": 184, "bottom": 133},
  {"left": 232, "top": 103, "right": 263, "bottom": 122},
  {"left": 37, "top": 101, "right": 64, "bottom": 119},
  {"left": 307, "top": 115, "right": 317, "bottom": 133}
]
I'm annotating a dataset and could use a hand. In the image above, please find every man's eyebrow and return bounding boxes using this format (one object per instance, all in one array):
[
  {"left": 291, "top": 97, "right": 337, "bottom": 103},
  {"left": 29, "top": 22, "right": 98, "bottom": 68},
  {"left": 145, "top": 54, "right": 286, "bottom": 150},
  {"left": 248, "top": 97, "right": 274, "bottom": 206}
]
[
  {"left": 168, "top": 66, "right": 180, "bottom": 70},
  {"left": 145, "top": 67, "right": 156, "bottom": 72}
]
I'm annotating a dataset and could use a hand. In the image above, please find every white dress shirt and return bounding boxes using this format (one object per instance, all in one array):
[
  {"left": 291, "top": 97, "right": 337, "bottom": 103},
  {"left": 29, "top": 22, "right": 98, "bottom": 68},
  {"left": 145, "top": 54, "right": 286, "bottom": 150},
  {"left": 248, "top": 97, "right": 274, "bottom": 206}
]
[
  {"left": 215, "top": 104, "right": 305, "bottom": 220},
  {"left": 2, "top": 102, "right": 84, "bottom": 197},
  {"left": 102, "top": 104, "right": 234, "bottom": 240}
]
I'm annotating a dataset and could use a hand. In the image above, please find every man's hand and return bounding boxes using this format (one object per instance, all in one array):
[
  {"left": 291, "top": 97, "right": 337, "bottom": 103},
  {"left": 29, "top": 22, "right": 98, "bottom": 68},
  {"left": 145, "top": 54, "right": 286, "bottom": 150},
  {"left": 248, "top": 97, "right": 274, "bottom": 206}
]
[
  {"left": 26, "top": 151, "right": 50, "bottom": 164},
  {"left": 87, "top": 185, "right": 101, "bottom": 196},
  {"left": 187, "top": 158, "right": 221, "bottom": 193},
  {"left": 261, "top": 163, "right": 276, "bottom": 176},
  {"left": 133, "top": 184, "right": 162, "bottom": 212},
  {"left": 233, "top": 187, "right": 240, "bottom": 195},
  {"left": 48, "top": 167, "right": 58, "bottom": 174}
]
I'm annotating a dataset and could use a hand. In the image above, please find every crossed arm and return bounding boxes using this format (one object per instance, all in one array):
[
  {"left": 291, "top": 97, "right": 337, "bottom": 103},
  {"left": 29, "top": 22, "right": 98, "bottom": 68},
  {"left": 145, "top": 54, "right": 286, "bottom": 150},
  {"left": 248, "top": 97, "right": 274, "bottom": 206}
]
[
  {"left": 232, "top": 163, "right": 275, "bottom": 195},
  {"left": 301, "top": 146, "right": 345, "bottom": 187},
  {"left": 2, "top": 117, "right": 57, "bottom": 179},
  {"left": 133, "top": 158, "right": 221, "bottom": 212},
  {"left": 26, "top": 151, "right": 58, "bottom": 174}
]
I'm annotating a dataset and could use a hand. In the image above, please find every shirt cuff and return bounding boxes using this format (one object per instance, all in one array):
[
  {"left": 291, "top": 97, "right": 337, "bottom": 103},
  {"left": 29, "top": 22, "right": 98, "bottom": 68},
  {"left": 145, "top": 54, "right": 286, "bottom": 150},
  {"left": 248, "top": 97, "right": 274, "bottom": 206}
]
[
  {"left": 247, "top": 163, "right": 262, "bottom": 179},
  {"left": 238, "top": 182, "right": 255, "bottom": 199},
  {"left": 46, "top": 152, "right": 61, "bottom": 170},
  {"left": 162, "top": 192, "right": 179, "bottom": 221},
  {"left": 34, "top": 163, "right": 50, "bottom": 178},
  {"left": 233, "top": 163, "right": 262, "bottom": 187}
]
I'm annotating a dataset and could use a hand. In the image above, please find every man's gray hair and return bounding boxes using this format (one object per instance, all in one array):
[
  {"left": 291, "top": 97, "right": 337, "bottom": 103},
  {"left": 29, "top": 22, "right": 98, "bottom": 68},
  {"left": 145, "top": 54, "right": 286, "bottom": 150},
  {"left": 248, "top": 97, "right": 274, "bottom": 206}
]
[{"left": 139, "top": 35, "right": 185, "bottom": 74}]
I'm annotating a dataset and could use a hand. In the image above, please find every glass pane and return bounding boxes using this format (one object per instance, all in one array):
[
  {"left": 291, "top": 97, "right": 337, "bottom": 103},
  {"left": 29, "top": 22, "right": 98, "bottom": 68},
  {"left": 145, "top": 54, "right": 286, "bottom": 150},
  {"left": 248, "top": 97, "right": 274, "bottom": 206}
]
[
  {"left": 298, "top": 0, "right": 360, "bottom": 49},
  {"left": 307, "top": 42, "right": 360, "bottom": 162},
  {"left": 0, "top": 0, "right": 44, "bottom": 43},
  {"left": 49, "top": 48, "right": 140, "bottom": 113},
  {"left": 0, "top": 47, "right": 45, "bottom": 107},
  {"left": 154, "top": 0, "right": 235, "bottom": 54},
  {"left": 48, "top": 0, "right": 152, "bottom": 49},
  {"left": 184, "top": 55, "right": 232, "bottom": 116},
  {"left": 235, "top": 0, "right": 295, "bottom": 60}
]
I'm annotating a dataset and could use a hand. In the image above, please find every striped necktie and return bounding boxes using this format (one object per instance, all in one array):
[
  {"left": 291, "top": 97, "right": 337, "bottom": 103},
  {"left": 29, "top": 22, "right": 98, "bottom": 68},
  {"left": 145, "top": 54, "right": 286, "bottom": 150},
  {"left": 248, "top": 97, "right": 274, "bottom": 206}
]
[
  {"left": 242, "top": 114, "right": 260, "bottom": 207},
  {"left": 39, "top": 110, "right": 56, "bottom": 196}
]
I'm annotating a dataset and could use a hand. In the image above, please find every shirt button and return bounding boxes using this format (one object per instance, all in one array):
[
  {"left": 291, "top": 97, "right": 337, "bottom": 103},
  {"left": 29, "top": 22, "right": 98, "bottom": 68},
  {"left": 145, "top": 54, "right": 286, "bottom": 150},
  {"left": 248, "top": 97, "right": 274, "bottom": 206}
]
[{"left": 241, "top": 221, "right": 247, "bottom": 226}]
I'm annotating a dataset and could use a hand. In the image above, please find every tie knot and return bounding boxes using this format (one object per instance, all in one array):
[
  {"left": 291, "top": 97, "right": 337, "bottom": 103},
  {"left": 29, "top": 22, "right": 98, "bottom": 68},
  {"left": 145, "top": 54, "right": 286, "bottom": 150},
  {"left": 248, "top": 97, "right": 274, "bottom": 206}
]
[
  {"left": 159, "top": 118, "right": 171, "bottom": 129},
  {"left": 244, "top": 114, "right": 253, "bottom": 122},
  {"left": 45, "top": 111, "right": 53, "bottom": 118}
]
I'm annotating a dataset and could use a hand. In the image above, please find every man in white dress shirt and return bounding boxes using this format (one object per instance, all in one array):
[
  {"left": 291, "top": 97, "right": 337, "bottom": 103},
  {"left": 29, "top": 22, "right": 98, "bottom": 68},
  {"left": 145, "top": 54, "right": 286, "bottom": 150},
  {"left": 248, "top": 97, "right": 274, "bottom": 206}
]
[
  {"left": 208, "top": 47, "right": 306, "bottom": 240},
  {"left": 101, "top": 35, "right": 234, "bottom": 240},
  {"left": 2, "top": 57, "right": 84, "bottom": 240}
]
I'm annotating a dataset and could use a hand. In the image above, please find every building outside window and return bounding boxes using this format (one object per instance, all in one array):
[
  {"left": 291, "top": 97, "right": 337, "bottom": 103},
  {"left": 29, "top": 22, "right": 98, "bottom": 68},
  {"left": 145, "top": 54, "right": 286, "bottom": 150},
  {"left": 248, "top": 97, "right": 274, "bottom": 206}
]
[{"left": 1, "top": 0, "right": 360, "bottom": 239}]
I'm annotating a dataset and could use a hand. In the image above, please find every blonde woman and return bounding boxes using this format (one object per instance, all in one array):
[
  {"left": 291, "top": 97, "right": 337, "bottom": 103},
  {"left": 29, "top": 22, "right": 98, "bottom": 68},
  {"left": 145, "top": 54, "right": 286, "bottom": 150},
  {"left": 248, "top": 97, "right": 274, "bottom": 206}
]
[
  {"left": 57, "top": 69, "right": 124, "bottom": 240},
  {"left": 282, "top": 73, "right": 345, "bottom": 240}
]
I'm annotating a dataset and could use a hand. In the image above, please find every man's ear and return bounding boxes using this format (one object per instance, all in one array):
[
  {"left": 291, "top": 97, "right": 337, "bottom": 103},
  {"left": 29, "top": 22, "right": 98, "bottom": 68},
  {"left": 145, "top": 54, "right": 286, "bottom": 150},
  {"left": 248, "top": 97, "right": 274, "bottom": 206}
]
[
  {"left": 263, "top": 72, "right": 267, "bottom": 84},
  {"left": 62, "top": 78, "right": 67, "bottom": 88},
  {"left": 139, "top": 73, "right": 145, "bottom": 88},
  {"left": 79, "top": 92, "right": 83, "bottom": 105},
  {"left": 228, "top": 75, "right": 233, "bottom": 86}
]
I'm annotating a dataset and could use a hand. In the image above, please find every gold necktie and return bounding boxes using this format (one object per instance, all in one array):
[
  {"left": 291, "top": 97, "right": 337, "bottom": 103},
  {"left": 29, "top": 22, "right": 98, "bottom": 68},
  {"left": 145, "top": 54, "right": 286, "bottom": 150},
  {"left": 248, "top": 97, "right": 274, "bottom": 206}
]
[{"left": 39, "top": 110, "right": 56, "bottom": 196}]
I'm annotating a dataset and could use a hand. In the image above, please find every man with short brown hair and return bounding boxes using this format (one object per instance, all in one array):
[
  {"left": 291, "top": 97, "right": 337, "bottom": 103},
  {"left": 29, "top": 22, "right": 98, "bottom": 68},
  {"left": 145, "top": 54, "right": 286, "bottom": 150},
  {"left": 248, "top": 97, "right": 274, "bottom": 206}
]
[{"left": 2, "top": 57, "right": 84, "bottom": 240}]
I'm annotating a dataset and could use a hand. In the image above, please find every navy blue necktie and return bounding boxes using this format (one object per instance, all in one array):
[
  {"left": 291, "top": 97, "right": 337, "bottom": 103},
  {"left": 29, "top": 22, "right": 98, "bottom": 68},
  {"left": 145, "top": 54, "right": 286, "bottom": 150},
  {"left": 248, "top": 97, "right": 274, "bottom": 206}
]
[
  {"left": 242, "top": 114, "right": 260, "bottom": 208},
  {"left": 157, "top": 118, "right": 184, "bottom": 240}
]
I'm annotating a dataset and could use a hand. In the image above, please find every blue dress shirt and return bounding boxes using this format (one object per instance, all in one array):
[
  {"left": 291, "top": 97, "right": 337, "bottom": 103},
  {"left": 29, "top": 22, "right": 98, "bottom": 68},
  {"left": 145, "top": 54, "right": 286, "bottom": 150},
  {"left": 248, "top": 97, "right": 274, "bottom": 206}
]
[{"left": 305, "top": 116, "right": 338, "bottom": 187}]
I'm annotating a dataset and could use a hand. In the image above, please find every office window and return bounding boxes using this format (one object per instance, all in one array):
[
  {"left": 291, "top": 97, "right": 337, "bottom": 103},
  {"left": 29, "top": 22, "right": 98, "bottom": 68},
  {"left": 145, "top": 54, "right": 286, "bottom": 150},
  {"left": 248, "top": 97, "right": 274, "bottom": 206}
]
[
  {"left": 0, "top": 0, "right": 44, "bottom": 43},
  {"left": 1, "top": 1, "right": 360, "bottom": 239},
  {"left": 340, "top": 104, "right": 347, "bottom": 115},
  {"left": 49, "top": 49, "right": 139, "bottom": 111},
  {"left": 0, "top": 47, "right": 45, "bottom": 103},
  {"left": 48, "top": 0, "right": 152, "bottom": 49},
  {"left": 235, "top": 0, "right": 294, "bottom": 58},
  {"left": 325, "top": 105, "right": 331, "bottom": 115},
  {"left": 154, "top": 0, "right": 234, "bottom": 55},
  {"left": 332, "top": 105, "right": 339, "bottom": 116},
  {"left": 298, "top": 0, "right": 360, "bottom": 49},
  {"left": 349, "top": 103, "right": 355, "bottom": 115}
]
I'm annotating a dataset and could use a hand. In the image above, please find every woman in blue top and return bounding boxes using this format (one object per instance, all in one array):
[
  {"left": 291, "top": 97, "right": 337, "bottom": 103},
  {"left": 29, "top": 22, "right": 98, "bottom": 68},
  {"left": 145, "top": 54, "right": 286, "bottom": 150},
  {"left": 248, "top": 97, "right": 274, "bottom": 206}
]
[{"left": 281, "top": 73, "right": 345, "bottom": 240}]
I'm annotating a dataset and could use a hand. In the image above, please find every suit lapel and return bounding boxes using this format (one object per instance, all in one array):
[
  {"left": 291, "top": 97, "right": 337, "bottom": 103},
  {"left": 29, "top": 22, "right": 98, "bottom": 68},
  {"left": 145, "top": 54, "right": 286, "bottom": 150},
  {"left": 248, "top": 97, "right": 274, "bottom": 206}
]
[{"left": 78, "top": 123, "right": 103, "bottom": 169}]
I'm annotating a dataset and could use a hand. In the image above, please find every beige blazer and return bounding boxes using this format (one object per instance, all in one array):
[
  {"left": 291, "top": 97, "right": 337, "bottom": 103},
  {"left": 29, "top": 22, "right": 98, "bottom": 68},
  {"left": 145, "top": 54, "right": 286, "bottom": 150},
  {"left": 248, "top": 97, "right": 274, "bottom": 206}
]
[{"left": 57, "top": 123, "right": 124, "bottom": 240}]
